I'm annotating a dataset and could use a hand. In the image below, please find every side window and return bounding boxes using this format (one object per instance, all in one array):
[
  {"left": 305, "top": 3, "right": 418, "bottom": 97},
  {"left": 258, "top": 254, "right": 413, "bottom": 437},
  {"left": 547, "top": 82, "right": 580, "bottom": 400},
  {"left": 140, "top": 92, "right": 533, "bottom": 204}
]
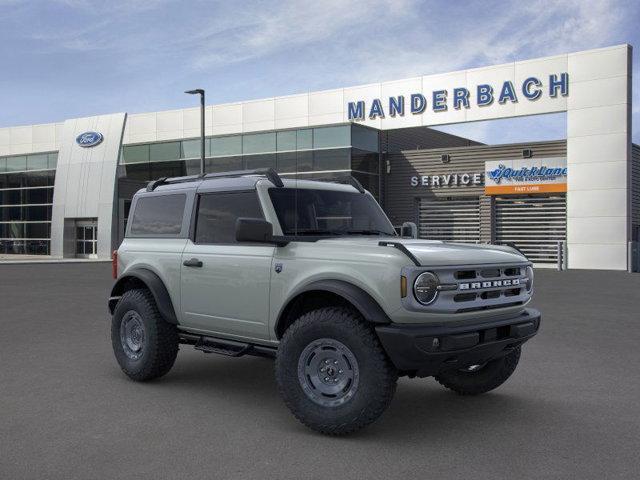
[
  {"left": 129, "top": 194, "right": 186, "bottom": 236},
  {"left": 195, "top": 191, "right": 263, "bottom": 244}
]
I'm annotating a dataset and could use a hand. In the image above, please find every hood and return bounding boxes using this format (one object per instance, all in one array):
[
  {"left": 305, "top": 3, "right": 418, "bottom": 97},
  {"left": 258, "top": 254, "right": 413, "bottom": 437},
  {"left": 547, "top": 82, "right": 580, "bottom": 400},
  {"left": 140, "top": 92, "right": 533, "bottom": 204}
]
[{"left": 317, "top": 237, "right": 528, "bottom": 266}]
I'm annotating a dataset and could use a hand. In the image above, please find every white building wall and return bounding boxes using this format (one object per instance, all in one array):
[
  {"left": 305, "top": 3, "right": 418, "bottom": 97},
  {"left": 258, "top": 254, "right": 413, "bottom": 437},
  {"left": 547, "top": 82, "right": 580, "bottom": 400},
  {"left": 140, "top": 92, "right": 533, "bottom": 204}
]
[
  {"left": 0, "top": 122, "right": 63, "bottom": 156},
  {"left": 565, "top": 46, "right": 632, "bottom": 270},
  {"left": 50, "top": 113, "right": 126, "bottom": 259}
]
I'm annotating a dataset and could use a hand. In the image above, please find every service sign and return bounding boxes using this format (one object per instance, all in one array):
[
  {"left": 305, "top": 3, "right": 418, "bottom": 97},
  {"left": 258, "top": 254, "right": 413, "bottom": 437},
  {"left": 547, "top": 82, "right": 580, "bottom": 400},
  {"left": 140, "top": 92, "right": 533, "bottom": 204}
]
[{"left": 484, "top": 157, "right": 567, "bottom": 195}]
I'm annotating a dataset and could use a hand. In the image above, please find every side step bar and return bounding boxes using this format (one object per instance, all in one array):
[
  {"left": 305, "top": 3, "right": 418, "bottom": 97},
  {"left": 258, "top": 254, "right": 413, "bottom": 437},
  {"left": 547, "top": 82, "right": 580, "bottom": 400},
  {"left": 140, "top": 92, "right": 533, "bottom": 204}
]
[{"left": 179, "top": 333, "right": 277, "bottom": 359}]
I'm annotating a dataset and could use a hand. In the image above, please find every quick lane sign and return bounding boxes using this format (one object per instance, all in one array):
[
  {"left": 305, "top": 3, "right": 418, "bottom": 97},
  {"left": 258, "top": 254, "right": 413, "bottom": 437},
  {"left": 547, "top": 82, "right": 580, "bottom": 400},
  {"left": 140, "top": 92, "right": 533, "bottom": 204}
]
[
  {"left": 485, "top": 157, "right": 567, "bottom": 195},
  {"left": 348, "top": 73, "right": 569, "bottom": 120}
]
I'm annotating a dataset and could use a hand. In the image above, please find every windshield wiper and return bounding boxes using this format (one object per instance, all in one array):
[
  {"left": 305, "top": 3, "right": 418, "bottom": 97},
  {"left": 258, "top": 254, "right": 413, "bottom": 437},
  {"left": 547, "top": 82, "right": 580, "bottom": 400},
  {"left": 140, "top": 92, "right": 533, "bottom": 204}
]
[
  {"left": 287, "top": 230, "right": 348, "bottom": 236},
  {"left": 343, "top": 229, "right": 396, "bottom": 236}
]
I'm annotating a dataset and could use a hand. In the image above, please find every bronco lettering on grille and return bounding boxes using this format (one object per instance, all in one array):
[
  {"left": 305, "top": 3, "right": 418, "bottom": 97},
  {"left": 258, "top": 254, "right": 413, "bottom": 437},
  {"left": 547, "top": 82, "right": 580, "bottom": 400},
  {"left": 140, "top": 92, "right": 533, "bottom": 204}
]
[{"left": 459, "top": 278, "right": 521, "bottom": 290}]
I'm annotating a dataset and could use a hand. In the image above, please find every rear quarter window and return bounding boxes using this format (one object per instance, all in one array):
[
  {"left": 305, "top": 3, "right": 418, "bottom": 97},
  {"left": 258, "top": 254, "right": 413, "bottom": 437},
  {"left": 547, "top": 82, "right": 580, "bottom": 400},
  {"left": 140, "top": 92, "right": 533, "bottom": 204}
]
[{"left": 129, "top": 194, "right": 186, "bottom": 236}]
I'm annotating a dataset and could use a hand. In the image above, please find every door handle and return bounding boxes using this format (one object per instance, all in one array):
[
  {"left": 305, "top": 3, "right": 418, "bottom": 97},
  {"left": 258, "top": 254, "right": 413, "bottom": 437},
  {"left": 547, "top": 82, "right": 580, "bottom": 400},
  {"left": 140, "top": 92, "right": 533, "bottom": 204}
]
[{"left": 183, "top": 258, "right": 203, "bottom": 268}]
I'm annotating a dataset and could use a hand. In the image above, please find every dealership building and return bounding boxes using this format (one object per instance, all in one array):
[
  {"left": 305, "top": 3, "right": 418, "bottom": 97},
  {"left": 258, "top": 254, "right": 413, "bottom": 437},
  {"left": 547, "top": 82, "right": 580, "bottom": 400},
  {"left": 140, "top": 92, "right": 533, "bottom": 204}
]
[{"left": 0, "top": 44, "right": 637, "bottom": 271}]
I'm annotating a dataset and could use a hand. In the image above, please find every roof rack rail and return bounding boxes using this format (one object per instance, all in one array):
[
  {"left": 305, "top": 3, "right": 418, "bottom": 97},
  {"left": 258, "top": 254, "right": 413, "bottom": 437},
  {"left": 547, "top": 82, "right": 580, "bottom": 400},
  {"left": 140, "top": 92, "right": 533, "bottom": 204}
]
[
  {"left": 146, "top": 177, "right": 168, "bottom": 192},
  {"left": 203, "top": 168, "right": 284, "bottom": 188},
  {"left": 296, "top": 175, "right": 366, "bottom": 193},
  {"left": 145, "top": 168, "right": 284, "bottom": 192}
]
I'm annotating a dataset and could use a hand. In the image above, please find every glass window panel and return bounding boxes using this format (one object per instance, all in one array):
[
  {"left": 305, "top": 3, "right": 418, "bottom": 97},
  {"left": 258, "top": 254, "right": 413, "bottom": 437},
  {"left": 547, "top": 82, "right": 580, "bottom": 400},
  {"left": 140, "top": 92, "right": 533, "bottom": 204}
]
[
  {"left": 313, "top": 148, "right": 351, "bottom": 171},
  {"left": 48, "top": 153, "right": 58, "bottom": 170},
  {"left": 297, "top": 129, "right": 313, "bottom": 150},
  {"left": 276, "top": 152, "right": 297, "bottom": 172},
  {"left": 244, "top": 153, "right": 276, "bottom": 170},
  {"left": 313, "top": 126, "right": 350, "bottom": 149},
  {"left": 76, "top": 241, "right": 85, "bottom": 255},
  {"left": 195, "top": 192, "right": 263, "bottom": 244},
  {"left": 76, "top": 226, "right": 85, "bottom": 240},
  {"left": 296, "top": 151, "right": 313, "bottom": 172},
  {"left": 240, "top": 133, "right": 274, "bottom": 155},
  {"left": 6, "top": 156, "right": 27, "bottom": 172},
  {"left": 205, "top": 156, "right": 243, "bottom": 173},
  {"left": 23, "top": 205, "right": 51, "bottom": 221},
  {"left": 26, "top": 222, "right": 50, "bottom": 239},
  {"left": 184, "top": 159, "right": 202, "bottom": 176},
  {"left": 129, "top": 194, "right": 186, "bottom": 236},
  {"left": 351, "top": 150, "right": 379, "bottom": 174},
  {"left": 211, "top": 136, "right": 241, "bottom": 157},
  {"left": 0, "top": 173, "right": 24, "bottom": 189},
  {"left": 351, "top": 125, "right": 379, "bottom": 152},
  {"left": 25, "top": 171, "right": 55, "bottom": 187},
  {"left": 121, "top": 163, "right": 151, "bottom": 182},
  {"left": 150, "top": 142, "right": 181, "bottom": 162},
  {"left": 3, "top": 240, "right": 25, "bottom": 254},
  {"left": 27, "top": 154, "right": 49, "bottom": 170},
  {"left": 0, "top": 189, "right": 20, "bottom": 205},
  {"left": 150, "top": 160, "right": 186, "bottom": 179},
  {"left": 181, "top": 139, "right": 200, "bottom": 159},
  {"left": 3, "top": 221, "right": 25, "bottom": 238},
  {"left": 122, "top": 145, "right": 150, "bottom": 164},
  {"left": 0, "top": 206, "right": 22, "bottom": 221},
  {"left": 26, "top": 240, "right": 49, "bottom": 255},
  {"left": 22, "top": 188, "right": 52, "bottom": 205},
  {"left": 277, "top": 131, "right": 297, "bottom": 151},
  {"left": 0, "top": 158, "right": 6, "bottom": 173}
]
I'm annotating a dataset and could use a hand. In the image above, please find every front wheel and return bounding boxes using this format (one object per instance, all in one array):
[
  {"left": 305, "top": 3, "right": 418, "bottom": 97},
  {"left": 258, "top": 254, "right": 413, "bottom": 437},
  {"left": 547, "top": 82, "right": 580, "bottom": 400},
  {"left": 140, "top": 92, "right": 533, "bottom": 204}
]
[
  {"left": 435, "top": 347, "right": 521, "bottom": 395},
  {"left": 275, "top": 307, "right": 398, "bottom": 435}
]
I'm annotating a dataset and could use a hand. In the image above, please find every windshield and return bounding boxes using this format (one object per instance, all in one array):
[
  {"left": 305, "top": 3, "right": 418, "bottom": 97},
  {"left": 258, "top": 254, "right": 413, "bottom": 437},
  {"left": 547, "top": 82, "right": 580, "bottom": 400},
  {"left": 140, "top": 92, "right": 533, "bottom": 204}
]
[{"left": 269, "top": 188, "right": 396, "bottom": 237}]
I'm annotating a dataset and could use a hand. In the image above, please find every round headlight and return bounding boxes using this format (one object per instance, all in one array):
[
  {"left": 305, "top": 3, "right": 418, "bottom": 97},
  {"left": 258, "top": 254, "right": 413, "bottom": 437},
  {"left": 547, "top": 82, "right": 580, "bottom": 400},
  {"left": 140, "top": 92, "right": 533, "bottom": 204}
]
[
  {"left": 414, "top": 272, "right": 439, "bottom": 305},
  {"left": 525, "top": 266, "right": 534, "bottom": 292}
]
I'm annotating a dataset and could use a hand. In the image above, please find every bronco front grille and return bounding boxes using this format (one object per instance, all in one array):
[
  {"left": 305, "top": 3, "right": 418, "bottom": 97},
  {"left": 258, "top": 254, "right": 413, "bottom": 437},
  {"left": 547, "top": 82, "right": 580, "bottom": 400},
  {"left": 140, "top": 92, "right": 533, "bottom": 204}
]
[{"left": 402, "top": 263, "right": 531, "bottom": 314}]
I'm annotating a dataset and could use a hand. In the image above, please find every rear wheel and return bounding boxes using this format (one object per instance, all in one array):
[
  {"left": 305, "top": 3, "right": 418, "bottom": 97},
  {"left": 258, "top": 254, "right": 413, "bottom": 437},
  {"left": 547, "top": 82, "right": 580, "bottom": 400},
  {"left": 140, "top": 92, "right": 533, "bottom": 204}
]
[
  {"left": 435, "top": 347, "right": 521, "bottom": 395},
  {"left": 111, "top": 288, "right": 179, "bottom": 381},
  {"left": 276, "top": 307, "right": 397, "bottom": 435}
]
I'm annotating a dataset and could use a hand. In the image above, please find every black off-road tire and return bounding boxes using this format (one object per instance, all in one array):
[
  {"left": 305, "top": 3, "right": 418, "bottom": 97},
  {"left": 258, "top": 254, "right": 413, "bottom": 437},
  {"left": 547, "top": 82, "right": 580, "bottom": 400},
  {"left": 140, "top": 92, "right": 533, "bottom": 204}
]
[
  {"left": 435, "top": 347, "right": 521, "bottom": 395},
  {"left": 275, "top": 307, "right": 398, "bottom": 436},
  {"left": 111, "top": 288, "right": 179, "bottom": 381}
]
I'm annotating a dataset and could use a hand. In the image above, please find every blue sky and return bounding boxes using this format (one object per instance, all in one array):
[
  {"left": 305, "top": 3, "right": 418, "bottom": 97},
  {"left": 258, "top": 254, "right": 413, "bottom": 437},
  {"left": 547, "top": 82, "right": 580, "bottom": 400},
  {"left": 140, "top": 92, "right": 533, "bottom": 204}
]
[{"left": 0, "top": 0, "right": 638, "bottom": 144}]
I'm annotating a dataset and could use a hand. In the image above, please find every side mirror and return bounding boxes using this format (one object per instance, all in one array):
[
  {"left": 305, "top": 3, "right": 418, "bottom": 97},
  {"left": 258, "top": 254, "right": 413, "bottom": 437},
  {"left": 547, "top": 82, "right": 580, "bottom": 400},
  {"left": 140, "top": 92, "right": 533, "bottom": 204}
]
[
  {"left": 236, "top": 218, "right": 274, "bottom": 243},
  {"left": 401, "top": 221, "right": 418, "bottom": 239}
]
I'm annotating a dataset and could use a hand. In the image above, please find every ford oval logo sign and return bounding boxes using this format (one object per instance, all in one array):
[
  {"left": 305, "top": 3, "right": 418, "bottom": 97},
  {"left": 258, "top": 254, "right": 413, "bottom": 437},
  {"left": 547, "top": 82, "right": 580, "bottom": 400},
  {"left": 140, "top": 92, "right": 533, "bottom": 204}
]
[{"left": 76, "top": 131, "right": 103, "bottom": 148}]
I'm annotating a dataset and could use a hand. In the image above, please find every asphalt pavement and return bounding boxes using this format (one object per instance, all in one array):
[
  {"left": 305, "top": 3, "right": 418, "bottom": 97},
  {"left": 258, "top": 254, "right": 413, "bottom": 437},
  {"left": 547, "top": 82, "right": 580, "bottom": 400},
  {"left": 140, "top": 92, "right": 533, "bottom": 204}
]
[{"left": 1, "top": 263, "right": 639, "bottom": 479}]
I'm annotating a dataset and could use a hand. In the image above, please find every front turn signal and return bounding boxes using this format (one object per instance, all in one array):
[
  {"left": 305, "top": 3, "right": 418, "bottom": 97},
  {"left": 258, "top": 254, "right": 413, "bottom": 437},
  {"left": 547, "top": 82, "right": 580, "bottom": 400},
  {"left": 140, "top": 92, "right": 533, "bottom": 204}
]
[
  {"left": 112, "top": 250, "right": 118, "bottom": 279},
  {"left": 400, "top": 275, "right": 407, "bottom": 298}
]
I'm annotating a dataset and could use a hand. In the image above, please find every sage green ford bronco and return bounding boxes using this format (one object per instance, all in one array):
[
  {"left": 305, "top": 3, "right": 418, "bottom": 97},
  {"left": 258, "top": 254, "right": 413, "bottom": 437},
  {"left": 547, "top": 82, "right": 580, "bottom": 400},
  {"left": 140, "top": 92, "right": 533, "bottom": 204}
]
[{"left": 109, "top": 168, "right": 540, "bottom": 435}]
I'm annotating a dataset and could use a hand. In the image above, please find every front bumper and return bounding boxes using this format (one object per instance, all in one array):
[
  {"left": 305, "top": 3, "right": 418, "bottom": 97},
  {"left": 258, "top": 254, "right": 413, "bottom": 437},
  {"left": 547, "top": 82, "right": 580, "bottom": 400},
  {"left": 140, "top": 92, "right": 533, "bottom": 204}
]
[{"left": 375, "top": 308, "right": 541, "bottom": 377}]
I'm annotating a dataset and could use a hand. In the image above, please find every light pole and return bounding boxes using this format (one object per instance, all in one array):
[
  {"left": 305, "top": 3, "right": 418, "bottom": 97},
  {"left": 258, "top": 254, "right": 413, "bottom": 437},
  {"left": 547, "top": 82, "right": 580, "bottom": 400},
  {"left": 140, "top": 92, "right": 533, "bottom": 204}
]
[{"left": 185, "top": 89, "right": 205, "bottom": 176}]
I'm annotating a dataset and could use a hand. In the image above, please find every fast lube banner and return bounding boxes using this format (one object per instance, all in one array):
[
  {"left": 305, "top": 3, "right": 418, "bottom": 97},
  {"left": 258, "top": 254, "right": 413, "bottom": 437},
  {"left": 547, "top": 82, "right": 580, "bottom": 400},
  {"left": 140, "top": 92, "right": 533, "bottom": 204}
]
[{"left": 484, "top": 157, "right": 567, "bottom": 195}]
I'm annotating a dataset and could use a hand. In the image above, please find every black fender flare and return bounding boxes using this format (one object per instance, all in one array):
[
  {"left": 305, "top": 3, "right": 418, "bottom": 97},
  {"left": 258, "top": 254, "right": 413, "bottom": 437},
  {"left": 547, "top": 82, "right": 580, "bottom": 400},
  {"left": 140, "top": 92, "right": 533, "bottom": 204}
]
[
  {"left": 108, "top": 268, "right": 178, "bottom": 324},
  {"left": 276, "top": 279, "right": 390, "bottom": 336}
]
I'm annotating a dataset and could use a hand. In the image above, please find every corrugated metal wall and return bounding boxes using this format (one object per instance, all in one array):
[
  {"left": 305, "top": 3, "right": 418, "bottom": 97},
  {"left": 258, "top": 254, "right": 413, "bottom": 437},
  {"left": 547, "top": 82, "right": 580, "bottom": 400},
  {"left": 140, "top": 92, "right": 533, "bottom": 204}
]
[
  {"left": 381, "top": 126, "right": 482, "bottom": 153},
  {"left": 383, "top": 139, "right": 567, "bottom": 226},
  {"left": 632, "top": 144, "right": 640, "bottom": 241},
  {"left": 383, "top": 139, "right": 567, "bottom": 263}
]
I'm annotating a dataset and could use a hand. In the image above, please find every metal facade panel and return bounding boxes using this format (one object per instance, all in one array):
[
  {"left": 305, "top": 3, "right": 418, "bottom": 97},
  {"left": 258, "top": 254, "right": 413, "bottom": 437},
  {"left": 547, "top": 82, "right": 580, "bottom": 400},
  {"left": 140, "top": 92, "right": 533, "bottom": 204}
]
[{"left": 50, "top": 113, "right": 126, "bottom": 259}]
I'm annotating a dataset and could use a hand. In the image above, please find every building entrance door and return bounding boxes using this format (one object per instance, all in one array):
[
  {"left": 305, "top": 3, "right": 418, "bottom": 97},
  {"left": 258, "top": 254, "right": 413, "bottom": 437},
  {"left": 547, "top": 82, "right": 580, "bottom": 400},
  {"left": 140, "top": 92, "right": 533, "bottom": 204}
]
[{"left": 76, "top": 220, "right": 98, "bottom": 258}]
